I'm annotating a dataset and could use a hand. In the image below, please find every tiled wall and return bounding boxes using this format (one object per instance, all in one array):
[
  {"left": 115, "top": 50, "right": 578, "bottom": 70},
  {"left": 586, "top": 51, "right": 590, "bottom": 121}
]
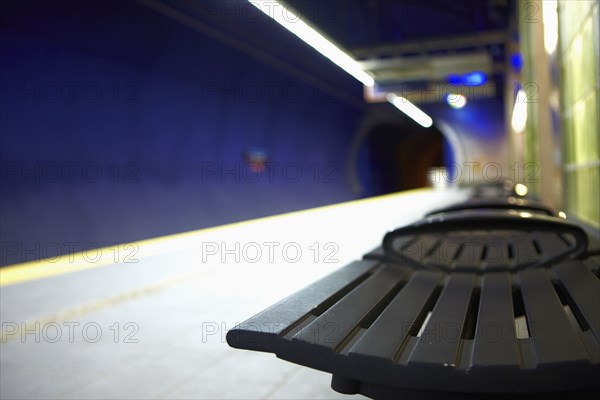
[
  {"left": 517, "top": 0, "right": 599, "bottom": 228},
  {"left": 518, "top": 7, "right": 541, "bottom": 196},
  {"left": 558, "top": 0, "right": 599, "bottom": 228},
  {"left": 0, "top": 1, "right": 364, "bottom": 265}
]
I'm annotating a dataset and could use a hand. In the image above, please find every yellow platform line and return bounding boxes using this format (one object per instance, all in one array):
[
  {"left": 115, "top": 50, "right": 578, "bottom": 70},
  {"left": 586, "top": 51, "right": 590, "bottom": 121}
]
[
  {"left": 0, "top": 268, "right": 215, "bottom": 343},
  {"left": 0, "top": 188, "right": 431, "bottom": 287},
  {"left": 0, "top": 221, "right": 241, "bottom": 287}
]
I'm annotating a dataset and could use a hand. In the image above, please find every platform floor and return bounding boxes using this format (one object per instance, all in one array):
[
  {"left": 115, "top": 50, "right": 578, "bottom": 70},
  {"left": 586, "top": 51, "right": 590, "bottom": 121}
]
[{"left": 1, "top": 188, "right": 467, "bottom": 399}]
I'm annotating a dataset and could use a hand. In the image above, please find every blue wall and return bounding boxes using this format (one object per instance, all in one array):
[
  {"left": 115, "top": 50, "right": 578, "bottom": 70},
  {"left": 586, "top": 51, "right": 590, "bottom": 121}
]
[{"left": 0, "top": 0, "right": 365, "bottom": 265}]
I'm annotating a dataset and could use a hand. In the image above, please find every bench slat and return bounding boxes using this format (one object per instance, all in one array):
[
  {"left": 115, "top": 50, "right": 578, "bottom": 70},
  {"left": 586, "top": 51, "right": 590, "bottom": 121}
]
[
  {"left": 408, "top": 234, "right": 440, "bottom": 265},
  {"left": 553, "top": 261, "right": 600, "bottom": 341},
  {"left": 472, "top": 272, "right": 520, "bottom": 367},
  {"left": 534, "top": 232, "right": 570, "bottom": 263},
  {"left": 484, "top": 237, "right": 513, "bottom": 270},
  {"left": 292, "top": 264, "right": 409, "bottom": 351},
  {"left": 408, "top": 273, "right": 476, "bottom": 366},
  {"left": 455, "top": 239, "right": 484, "bottom": 270},
  {"left": 226, "top": 260, "right": 378, "bottom": 351},
  {"left": 518, "top": 268, "right": 588, "bottom": 364},
  {"left": 348, "top": 270, "right": 443, "bottom": 360},
  {"left": 427, "top": 237, "right": 462, "bottom": 268},
  {"left": 514, "top": 237, "right": 540, "bottom": 266}
]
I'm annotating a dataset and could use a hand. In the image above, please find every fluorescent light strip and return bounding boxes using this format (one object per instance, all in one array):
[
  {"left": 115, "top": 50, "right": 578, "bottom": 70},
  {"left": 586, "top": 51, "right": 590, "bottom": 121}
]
[
  {"left": 249, "top": 0, "right": 374, "bottom": 87},
  {"left": 387, "top": 93, "right": 433, "bottom": 128},
  {"left": 542, "top": 0, "right": 558, "bottom": 55},
  {"left": 511, "top": 89, "right": 527, "bottom": 133}
]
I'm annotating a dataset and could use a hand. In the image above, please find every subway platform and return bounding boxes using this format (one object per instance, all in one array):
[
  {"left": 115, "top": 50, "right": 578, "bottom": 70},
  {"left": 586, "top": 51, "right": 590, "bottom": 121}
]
[{"left": 0, "top": 188, "right": 468, "bottom": 399}]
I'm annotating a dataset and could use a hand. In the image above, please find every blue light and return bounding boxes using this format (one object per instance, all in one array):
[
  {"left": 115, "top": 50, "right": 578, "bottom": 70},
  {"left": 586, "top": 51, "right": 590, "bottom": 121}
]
[
  {"left": 447, "top": 73, "right": 462, "bottom": 85},
  {"left": 462, "top": 71, "right": 487, "bottom": 86},
  {"left": 510, "top": 52, "right": 523, "bottom": 72},
  {"left": 447, "top": 71, "right": 488, "bottom": 86}
]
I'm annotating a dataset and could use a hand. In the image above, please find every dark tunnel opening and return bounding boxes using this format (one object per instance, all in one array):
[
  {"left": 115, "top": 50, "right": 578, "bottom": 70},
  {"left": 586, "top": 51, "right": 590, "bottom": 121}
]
[{"left": 362, "top": 123, "right": 446, "bottom": 196}]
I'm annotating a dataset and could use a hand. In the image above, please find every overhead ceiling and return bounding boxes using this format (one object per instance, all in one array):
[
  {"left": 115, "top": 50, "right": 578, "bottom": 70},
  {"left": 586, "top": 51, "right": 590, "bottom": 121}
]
[
  {"left": 285, "top": 0, "right": 514, "bottom": 103},
  {"left": 139, "top": 0, "right": 515, "bottom": 105},
  {"left": 284, "top": 0, "right": 512, "bottom": 49}
]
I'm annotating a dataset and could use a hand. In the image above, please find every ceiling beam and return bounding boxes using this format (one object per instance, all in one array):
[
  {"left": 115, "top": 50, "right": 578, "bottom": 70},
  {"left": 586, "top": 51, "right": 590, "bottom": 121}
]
[
  {"left": 358, "top": 51, "right": 493, "bottom": 82},
  {"left": 351, "top": 30, "right": 508, "bottom": 59}
]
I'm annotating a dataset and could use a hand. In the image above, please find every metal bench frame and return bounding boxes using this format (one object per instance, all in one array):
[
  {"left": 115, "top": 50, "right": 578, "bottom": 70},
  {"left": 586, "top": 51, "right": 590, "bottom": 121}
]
[{"left": 227, "top": 195, "right": 600, "bottom": 398}]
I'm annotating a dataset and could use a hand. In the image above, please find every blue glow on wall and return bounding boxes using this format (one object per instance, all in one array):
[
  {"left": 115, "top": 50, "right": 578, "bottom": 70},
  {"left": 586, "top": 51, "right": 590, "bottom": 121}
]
[
  {"left": 446, "top": 71, "right": 488, "bottom": 86},
  {"left": 462, "top": 71, "right": 487, "bottom": 86},
  {"left": 510, "top": 52, "right": 523, "bottom": 72},
  {"left": 0, "top": 0, "right": 364, "bottom": 265}
]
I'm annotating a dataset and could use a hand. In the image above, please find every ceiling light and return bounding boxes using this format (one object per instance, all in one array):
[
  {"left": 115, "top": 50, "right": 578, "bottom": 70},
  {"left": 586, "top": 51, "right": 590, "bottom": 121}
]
[
  {"left": 446, "top": 93, "right": 467, "bottom": 109},
  {"left": 542, "top": 0, "right": 558, "bottom": 55},
  {"left": 387, "top": 93, "right": 433, "bottom": 128},
  {"left": 249, "top": 1, "right": 374, "bottom": 87},
  {"left": 514, "top": 183, "right": 528, "bottom": 196},
  {"left": 511, "top": 89, "right": 527, "bottom": 133}
]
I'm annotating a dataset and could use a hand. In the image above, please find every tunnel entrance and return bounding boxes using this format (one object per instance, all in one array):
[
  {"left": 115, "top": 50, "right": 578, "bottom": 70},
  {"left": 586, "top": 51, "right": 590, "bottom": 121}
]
[{"left": 363, "top": 122, "right": 446, "bottom": 196}]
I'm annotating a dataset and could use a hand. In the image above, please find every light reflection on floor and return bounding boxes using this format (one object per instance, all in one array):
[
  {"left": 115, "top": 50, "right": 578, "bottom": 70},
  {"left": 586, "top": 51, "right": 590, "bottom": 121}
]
[{"left": 0, "top": 188, "right": 467, "bottom": 399}]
